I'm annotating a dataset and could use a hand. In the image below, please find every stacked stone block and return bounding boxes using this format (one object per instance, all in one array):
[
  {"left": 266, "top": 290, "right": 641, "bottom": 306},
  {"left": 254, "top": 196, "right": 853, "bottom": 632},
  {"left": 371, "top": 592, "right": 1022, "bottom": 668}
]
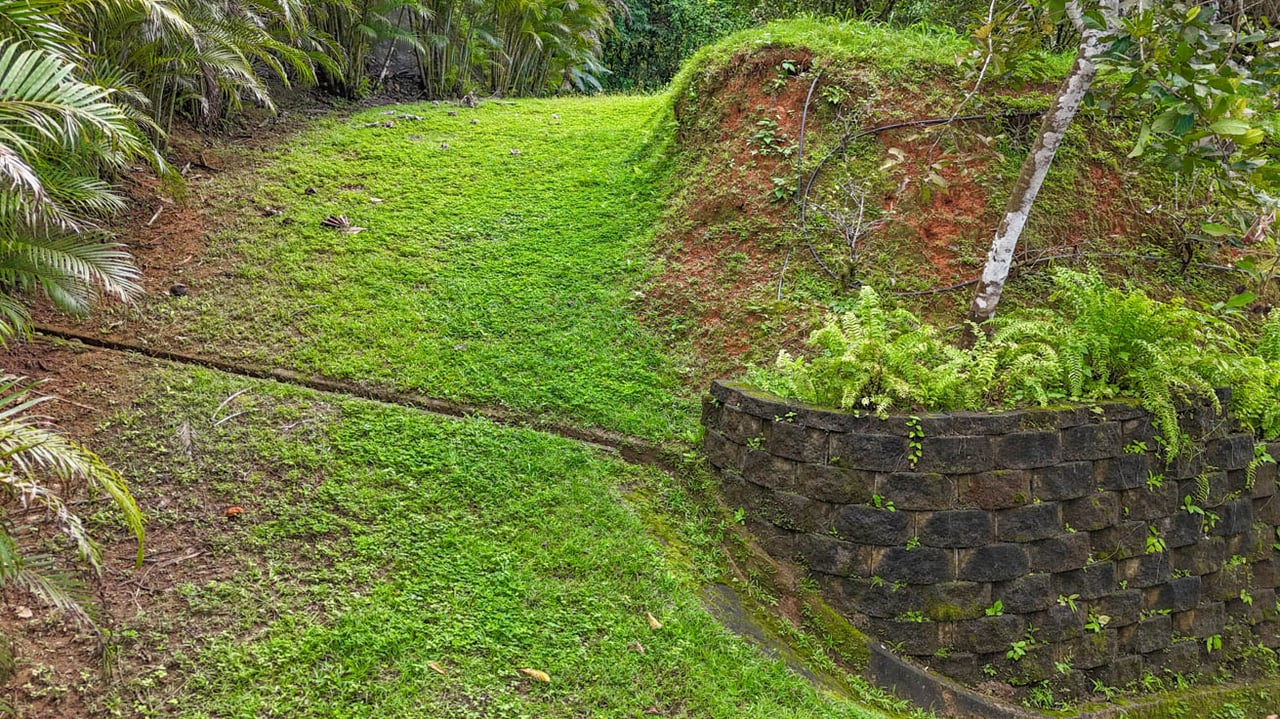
[{"left": 702, "top": 381, "right": 1280, "bottom": 692}]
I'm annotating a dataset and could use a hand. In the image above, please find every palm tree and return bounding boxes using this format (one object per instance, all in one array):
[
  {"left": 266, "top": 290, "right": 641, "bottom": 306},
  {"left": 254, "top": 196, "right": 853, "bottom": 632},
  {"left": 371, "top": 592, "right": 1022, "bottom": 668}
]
[
  {"left": 0, "top": 38, "right": 150, "bottom": 338},
  {"left": 0, "top": 376, "right": 144, "bottom": 625}
]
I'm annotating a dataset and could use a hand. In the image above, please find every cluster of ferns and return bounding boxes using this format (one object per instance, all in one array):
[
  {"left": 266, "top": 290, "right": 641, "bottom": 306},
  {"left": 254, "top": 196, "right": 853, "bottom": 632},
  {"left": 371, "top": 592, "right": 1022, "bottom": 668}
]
[{"left": 751, "top": 269, "right": 1280, "bottom": 459}]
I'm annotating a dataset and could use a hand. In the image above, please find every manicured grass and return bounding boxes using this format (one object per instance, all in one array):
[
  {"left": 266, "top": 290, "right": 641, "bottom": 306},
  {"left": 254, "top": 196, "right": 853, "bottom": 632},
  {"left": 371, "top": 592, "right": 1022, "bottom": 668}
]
[
  {"left": 164, "top": 96, "right": 689, "bottom": 441},
  {"left": 97, "top": 368, "right": 904, "bottom": 718}
]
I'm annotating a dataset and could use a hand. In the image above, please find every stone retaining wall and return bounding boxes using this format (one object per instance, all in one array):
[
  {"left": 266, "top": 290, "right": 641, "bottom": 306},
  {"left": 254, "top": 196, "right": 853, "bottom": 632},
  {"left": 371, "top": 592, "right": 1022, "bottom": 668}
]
[{"left": 702, "top": 380, "right": 1280, "bottom": 696}]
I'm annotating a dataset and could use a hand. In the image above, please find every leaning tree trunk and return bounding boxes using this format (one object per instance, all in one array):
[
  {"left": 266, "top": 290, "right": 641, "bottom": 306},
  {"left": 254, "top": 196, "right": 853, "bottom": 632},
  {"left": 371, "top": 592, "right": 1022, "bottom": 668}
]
[{"left": 967, "top": 2, "right": 1112, "bottom": 324}]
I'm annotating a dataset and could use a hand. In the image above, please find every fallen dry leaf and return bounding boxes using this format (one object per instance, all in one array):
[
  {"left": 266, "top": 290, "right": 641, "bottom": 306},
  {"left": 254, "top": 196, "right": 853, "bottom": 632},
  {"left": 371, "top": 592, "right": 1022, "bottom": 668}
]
[
  {"left": 225, "top": 506, "right": 244, "bottom": 518},
  {"left": 646, "top": 612, "right": 662, "bottom": 630},
  {"left": 427, "top": 661, "right": 446, "bottom": 676},
  {"left": 518, "top": 667, "right": 551, "bottom": 683},
  {"left": 15, "top": 606, "right": 32, "bottom": 619},
  {"left": 320, "top": 215, "right": 367, "bottom": 234}
]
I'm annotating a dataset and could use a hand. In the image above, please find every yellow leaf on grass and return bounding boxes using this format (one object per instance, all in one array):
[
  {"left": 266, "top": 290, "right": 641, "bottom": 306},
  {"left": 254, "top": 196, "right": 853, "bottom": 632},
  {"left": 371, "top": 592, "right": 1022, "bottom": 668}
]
[
  {"left": 519, "top": 667, "right": 551, "bottom": 683},
  {"left": 647, "top": 612, "right": 663, "bottom": 630},
  {"left": 427, "top": 662, "right": 446, "bottom": 676}
]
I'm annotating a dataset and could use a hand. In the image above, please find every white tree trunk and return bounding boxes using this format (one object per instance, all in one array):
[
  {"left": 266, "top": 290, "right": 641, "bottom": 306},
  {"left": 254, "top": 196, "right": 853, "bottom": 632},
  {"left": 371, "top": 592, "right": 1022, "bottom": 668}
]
[{"left": 968, "top": 2, "right": 1113, "bottom": 323}]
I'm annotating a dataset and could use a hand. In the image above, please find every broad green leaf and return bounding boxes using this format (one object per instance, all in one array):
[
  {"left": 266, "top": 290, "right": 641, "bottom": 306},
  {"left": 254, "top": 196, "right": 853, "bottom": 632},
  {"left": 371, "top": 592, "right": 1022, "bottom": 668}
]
[
  {"left": 1199, "top": 222, "right": 1234, "bottom": 237},
  {"left": 1209, "top": 118, "right": 1251, "bottom": 137},
  {"left": 1128, "top": 125, "right": 1151, "bottom": 158}
]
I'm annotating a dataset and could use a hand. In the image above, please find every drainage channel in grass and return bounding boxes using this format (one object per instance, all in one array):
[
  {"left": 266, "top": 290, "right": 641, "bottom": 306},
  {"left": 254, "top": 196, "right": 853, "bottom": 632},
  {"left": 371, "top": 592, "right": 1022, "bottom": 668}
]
[
  {"left": 86, "top": 364, "right": 905, "bottom": 719},
  {"left": 105, "top": 95, "right": 693, "bottom": 445}
]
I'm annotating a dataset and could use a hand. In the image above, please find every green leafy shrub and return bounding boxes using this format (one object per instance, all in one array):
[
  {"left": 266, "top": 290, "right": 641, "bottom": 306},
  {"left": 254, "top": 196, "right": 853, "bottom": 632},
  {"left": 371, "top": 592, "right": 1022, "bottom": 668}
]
[{"left": 750, "top": 269, "right": 1280, "bottom": 458}]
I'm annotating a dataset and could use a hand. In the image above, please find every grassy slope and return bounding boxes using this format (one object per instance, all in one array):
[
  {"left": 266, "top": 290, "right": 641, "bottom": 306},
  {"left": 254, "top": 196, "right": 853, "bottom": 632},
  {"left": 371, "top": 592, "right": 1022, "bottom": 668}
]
[
  {"left": 91, "top": 367, "right": 901, "bottom": 719},
  {"left": 144, "top": 96, "right": 690, "bottom": 442}
]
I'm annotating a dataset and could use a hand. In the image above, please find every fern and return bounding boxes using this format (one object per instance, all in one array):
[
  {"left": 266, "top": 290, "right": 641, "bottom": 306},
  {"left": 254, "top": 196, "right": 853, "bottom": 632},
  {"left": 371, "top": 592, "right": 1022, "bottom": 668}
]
[{"left": 753, "top": 269, "right": 1280, "bottom": 459}]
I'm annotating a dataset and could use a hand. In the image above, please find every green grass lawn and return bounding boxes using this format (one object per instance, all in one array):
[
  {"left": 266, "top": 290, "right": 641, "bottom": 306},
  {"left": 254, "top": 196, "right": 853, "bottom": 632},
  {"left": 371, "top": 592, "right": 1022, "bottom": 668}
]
[
  {"left": 92, "top": 367, "right": 904, "bottom": 719},
  {"left": 143, "top": 96, "right": 691, "bottom": 442}
]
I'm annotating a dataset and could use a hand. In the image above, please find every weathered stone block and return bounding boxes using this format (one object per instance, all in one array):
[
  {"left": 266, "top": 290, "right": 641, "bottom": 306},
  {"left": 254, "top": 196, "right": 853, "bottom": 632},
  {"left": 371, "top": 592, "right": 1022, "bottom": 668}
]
[
  {"left": 1205, "top": 434, "right": 1255, "bottom": 472},
  {"left": 764, "top": 420, "right": 828, "bottom": 463},
  {"left": 831, "top": 432, "right": 911, "bottom": 473},
  {"left": 959, "top": 544, "right": 1030, "bottom": 582},
  {"left": 994, "top": 432, "right": 1061, "bottom": 469},
  {"left": 1210, "top": 497, "right": 1253, "bottom": 537},
  {"left": 1091, "top": 520, "right": 1148, "bottom": 561},
  {"left": 1226, "top": 527, "right": 1264, "bottom": 560},
  {"left": 1144, "top": 576, "right": 1201, "bottom": 613},
  {"left": 1255, "top": 495, "right": 1280, "bottom": 525},
  {"left": 922, "top": 581, "right": 990, "bottom": 622},
  {"left": 1173, "top": 601, "right": 1226, "bottom": 638},
  {"left": 1251, "top": 460, "right": 1277, "bottom": 499},
  {"left": 795, "top": 533, "right": 872, "bottom": 577},
  {"left": 928, "top": 651, "right": 981, "bottom": 685},
  {"left": 1180, "top": 471, "right": 1230, "bottom": 509},
  {"left": 1058, "top": 630, "right": 1116, "bottom": 669},
  {"left": 792, "top": 404, "right": 860, "bottom": 433},
  {"left": 1005, "top": 644, "right": 1058, "bottom": 686},
  {"left": 923, "top": 411, "right": 1025, "bottom": 437},
  {"left": 719, "top": 407, "right": 764, "bottom": 445},
  {"left": 995, "top": 572, "right": 1054, "bottom": 614},
  {"left": 1032, "top": 462, "right": 1094, "bottom": 501},
  {"left": 879, "top": 472, "right": 956, "bottom": 511},
  {"left": 1033, "top": 603, "right": 1083, "bottom": 642},
  {"left": 1122, "top": 416, "right": 1156, "bottom": 443},
  {"left": 1255, "top": 588, "right": 1278, "bottom": 619},
  {"left": 918, "top": 509, "right": 992, "bottom": 548},
  {"left": 1062, "top": 492, "right": 1119, "bottom": 532},
  {"left": 1148, "top": 639, "right": 1200, "bottom": 675},
  {"left": 1018, "top": 409, "right": 1066, "bottom": 431},
  {"left": 701, "top": 395, "right": 722, "bottom": 428},
  {"left": 1098, "top": 589, "right": 1142, "bottom": 628},
  {"left": 951, "top": 615, "right": 1026, "bottom": 655},
  {"left": 1095, "top": 453, "right": 1150, "bottom": 491},
  {"left": 762, "top": 491, "right": 837, "bottom": 533},
  {"left": 997, "top": 501, "right": 1061, "bottom": 542},
  {"left": 916, "top": 435, "right": 994, "bottom": 474},
  {"left": 1253, "top": 557, "right": 1280, "bottom": 589},
  {"left": 793, "top": 463, "right": 873, "bottom": 504},
  {"left": 1226, "top": 596, "right": 1264, "bottom": 624},
  {"left": 1101, "top": 401, "right": 1147, "bottom": 422},
  {"left": 1096, "top": 653, "right": 1143, "bottom": 689},
  {"left": 1116, "top": 554, "right": 1171, "bottom": 589},
  {"left": 1172, "top": 536, "right": 1225, "bottom": 576},
  {"left": 1062, "top": 422, "right": 1122, "bottom": 461},
  {"left": 869, "top": 618, "right": 943, "bottom": 656},
  {"left": 959, "top": 470, "right": 1032, "bottom": 510},
  {"left": 874, "top": 546, "right": 954, "bottom": 585},
  {"left": 834, "top": 504, "right": 909, "bottom": 546},
  {"left": 1026, "top": 533, "right": 1091, "bottom": 574},
  {"left": 1053, "top": 562, "right": 1116, "bottom": 600},
  {"left": 1121, "top": 482, "right": 1179, "bottom": 522},
  {"left": 742, "top": 450, "right": 797, "bottom": 490},
  {"left": 821, "top": 575, "right": 923, "bottom": 619},
  {"left": 703, "top": 430, "right": 740, "bottom": 471},
  {"left": 1202, "top": 564, "right": 1251, "bottom": 601},
  {"left": 1168, "top": 452, "right": 1205, "bottom": 481},
  {"left": 720, "top": 472, "right": 768, "bottom": 513},
  {"left": 1160, "top": 510, "right": 1203, "bottom": 549},
  {"left": 744, "top": 517, "right": 799, "bottom": 560},
  {"left": 1121, "top": 614, "right": 1171, "bottom": 654},
  {"left": 1256, "top": 619, "right": 1280, "bottom": 649}
]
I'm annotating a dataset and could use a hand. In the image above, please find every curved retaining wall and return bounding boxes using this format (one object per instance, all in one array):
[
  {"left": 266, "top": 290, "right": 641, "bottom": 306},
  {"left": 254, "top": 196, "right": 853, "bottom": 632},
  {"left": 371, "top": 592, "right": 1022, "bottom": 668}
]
[{"left": 702, "top": 381, "right": 1280, "bottom": 696}]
